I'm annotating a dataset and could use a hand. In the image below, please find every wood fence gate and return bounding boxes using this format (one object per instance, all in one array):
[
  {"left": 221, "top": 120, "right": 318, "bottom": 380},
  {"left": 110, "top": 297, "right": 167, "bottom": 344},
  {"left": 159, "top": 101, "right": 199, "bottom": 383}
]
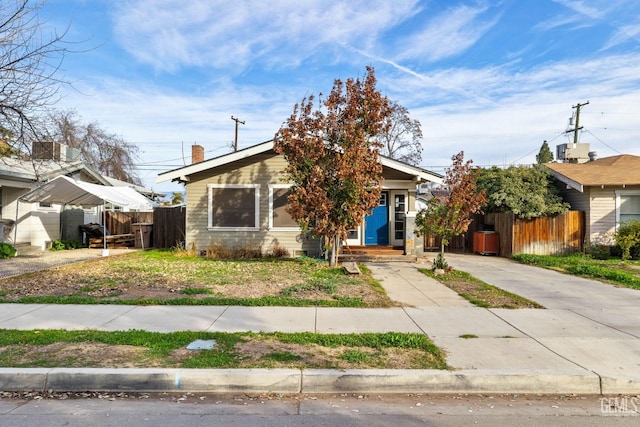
[{"left": 152, "top": 206, "right": 186, "bottom": 249}]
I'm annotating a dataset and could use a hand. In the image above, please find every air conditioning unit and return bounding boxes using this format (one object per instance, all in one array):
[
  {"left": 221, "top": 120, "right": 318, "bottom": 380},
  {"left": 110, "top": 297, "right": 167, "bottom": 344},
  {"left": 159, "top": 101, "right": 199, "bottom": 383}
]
[
  {"left": 32, "top": 142, "right": 81, "bottom": 161},
  {"left": 556, "top": 143, "right": 591, "bottom": 163}
]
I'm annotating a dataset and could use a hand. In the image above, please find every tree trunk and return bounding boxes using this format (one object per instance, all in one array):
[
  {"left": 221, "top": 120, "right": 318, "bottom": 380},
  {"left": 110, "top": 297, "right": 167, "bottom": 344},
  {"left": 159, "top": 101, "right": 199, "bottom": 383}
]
[
  {"left": 440, "top": 239, "right": 445, "bottom": 258},
  {"left": 329, "top": 235, "right": 338, "bottom": 267}
]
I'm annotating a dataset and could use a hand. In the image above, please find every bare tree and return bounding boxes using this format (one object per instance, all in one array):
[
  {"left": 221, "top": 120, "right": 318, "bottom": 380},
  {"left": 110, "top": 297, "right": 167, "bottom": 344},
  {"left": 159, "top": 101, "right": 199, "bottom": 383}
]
[
  {"left": 376, "top": 100, "right": 423, "bottom": 165},
  {"left": 50, "top": 110, "right": 141, "bottom": 185},
  {"left": 0, "top": 0, "right": 70, "bottom": 155}
]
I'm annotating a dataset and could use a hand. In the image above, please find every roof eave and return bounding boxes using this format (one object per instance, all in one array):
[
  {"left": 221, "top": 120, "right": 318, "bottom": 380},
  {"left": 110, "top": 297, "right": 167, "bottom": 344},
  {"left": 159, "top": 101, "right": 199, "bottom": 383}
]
[
  {"left": 157, "top": 140, "right": 275, "bottom": 183},
  {"left": 547, "top": 168, "right": 584, "bottom": 192}
]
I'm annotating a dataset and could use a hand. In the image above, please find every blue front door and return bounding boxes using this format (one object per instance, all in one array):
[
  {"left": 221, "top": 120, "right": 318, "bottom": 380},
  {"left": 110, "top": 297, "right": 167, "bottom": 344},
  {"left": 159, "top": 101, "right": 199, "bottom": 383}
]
[{"left": 365, "top": 192, "right": 389, "bottom": 245}]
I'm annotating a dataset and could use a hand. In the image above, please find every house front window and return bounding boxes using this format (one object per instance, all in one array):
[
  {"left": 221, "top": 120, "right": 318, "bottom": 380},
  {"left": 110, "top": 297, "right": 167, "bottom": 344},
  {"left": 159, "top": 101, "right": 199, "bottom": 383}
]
[
  {"left": 617, "top": 190, "right": 640, "bottom": 225},
  {"left": 268, "top": 185, "right": 298, "bottom": 229},
  {"left": 208, "top": 184, "right": 260, "bottom": 230}
]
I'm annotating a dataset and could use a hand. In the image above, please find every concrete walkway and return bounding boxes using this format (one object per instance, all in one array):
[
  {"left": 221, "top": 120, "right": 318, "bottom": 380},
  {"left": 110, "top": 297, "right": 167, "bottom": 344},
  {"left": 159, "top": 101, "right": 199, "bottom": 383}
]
[
  {"left": 0, "top": 251, "right": 639, "bottom": 395},
  {"left": 0, "top": 247, "right": 134, "bottom": 279}
]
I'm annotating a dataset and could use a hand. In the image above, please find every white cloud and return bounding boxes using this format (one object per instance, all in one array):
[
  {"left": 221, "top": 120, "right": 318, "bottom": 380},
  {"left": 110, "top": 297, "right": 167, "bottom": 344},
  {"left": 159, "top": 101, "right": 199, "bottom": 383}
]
[
  {"left": 552, "top": 0, "right": 604, "bottom": 20},
  {"left": 602, "top": 23, "right": 640, "bottom": 50},
  {"left": 395, "top": 3, "right": 499, "bottom": 63},
  {"left": 112, "top": 0, "right": 420, "bottom": 72}
]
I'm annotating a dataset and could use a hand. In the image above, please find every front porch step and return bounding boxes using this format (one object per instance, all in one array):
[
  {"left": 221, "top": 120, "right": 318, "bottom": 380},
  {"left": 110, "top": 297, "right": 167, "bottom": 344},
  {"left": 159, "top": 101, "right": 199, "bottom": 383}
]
[
  {"left": 338, "top": 254, "right": 417, "bottom": 263},
  {"left": 341, "top": 245, "right": 404, "bottom": 255},
  {"left": 338, "top": 246, "right": 415, "bottom": 263}
]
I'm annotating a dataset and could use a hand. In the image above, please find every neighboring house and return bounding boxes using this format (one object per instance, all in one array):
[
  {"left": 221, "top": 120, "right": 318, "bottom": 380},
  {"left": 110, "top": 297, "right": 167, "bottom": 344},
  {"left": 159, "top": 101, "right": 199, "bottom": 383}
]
[
  {"left": 156, "top": 140, "right": 443, "bottom": 257},
  {"left": 102, "top": 175, "right": 164, "bottom": 201},
  {"left": 545, "top": 154, "right": 640, "bottom": 245},
  {"left": 0, "top": 154, "right": 156, "bottom": 248}
]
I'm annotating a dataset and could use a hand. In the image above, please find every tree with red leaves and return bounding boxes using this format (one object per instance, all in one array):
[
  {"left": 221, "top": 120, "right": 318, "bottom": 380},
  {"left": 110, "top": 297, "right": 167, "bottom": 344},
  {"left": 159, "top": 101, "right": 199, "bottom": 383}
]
[
  {"left": 274, "top": 67, "right": 391, "bottom": 266},
  {"left": 416, "top": 151, "right": 486, "bottom": 269}
]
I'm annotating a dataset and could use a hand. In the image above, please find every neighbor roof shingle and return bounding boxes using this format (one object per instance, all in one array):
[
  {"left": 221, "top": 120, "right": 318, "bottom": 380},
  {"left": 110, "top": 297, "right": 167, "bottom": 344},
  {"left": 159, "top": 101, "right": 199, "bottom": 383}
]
[{"left": 545, "top": 155, "right": 640, "bottom": 190}]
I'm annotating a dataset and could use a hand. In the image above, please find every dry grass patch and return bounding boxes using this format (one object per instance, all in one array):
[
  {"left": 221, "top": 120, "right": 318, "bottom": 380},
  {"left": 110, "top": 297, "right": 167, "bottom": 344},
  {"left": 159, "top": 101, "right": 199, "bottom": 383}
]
[
  {"left": 0, "top": 330, "right": 448, "bottom": 370},
  {"left": 0, "top": 250, "right": 395, "bottom": 307}
]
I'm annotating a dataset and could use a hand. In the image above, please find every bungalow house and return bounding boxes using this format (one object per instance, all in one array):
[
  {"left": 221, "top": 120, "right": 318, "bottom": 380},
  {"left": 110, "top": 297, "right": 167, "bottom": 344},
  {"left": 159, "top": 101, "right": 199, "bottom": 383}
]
[
  {"left": 1, "top": 153, "right": 158, "bottom": 249},
  {"left": 545, "top": 154, "right": 640, "bottom": 245},
  {"left": 156, "top": 140, "right": 443, "bottom": 258}
]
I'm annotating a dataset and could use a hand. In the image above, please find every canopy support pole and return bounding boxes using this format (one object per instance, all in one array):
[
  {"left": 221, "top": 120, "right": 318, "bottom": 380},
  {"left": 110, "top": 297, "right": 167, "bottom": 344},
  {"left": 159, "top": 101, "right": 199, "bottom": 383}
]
[
  {"left": 101, "top": 200, "right": 109, "bottom": 257},
  {"left": 13, "top": 199, "right": 19, "bottom": 255}
]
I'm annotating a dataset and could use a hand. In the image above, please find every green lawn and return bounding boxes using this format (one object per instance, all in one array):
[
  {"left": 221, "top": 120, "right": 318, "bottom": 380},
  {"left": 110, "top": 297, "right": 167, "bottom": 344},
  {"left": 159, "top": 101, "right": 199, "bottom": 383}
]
[
  {"left": 0, "top": 329, "right": 448, "bottom": 370},
  {"left": 419, "top": 268, "right": 543, "bottom": 309}
]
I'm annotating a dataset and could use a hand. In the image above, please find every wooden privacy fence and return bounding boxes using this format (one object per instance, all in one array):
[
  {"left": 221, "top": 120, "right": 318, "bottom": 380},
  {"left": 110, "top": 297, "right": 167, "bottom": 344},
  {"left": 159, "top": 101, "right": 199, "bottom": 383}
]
[
  {"left": 424, "top": 211, "right": 585, "bottom": 257},
  {"left": 105, "top": 211, "right": 152, "bottom": 235},
  {"left": 103, "top": 208, "right": 186, "bottom": 249},
  {"left": 485, "top": 211, "right": 585, "bottom": 257},
  {"left": 153, "top": 206, "right": 186, "bottom": 249}
]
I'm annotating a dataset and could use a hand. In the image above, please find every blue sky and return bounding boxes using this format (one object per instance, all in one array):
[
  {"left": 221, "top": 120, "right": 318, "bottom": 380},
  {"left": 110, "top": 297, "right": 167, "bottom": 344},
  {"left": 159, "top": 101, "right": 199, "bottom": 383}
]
[{"left": 41, "top": 0, "right": 640, "bottom": 195}]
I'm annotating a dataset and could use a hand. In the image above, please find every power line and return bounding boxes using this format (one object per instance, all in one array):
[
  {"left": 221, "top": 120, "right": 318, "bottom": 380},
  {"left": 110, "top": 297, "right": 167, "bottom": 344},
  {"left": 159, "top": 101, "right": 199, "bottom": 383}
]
[{"left": 584, "top": 130, "right": 621, "bottom": 154}]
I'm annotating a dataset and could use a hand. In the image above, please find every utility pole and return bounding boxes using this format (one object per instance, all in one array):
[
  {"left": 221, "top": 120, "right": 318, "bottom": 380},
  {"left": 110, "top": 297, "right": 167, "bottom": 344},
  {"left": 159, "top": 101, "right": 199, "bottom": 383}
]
[
  {"left": 230, "top": 116, "right": 245, "bottom": 152},
  {"left": 565, "top": 101, "right": 589, "bottom": 145}
]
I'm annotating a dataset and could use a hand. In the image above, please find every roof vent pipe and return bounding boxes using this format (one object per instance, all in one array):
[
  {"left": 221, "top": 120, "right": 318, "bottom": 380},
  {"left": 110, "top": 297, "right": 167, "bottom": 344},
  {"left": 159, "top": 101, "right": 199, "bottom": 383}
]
[{"left": 588, "top": 151, "right": 598, "bottom": 162}]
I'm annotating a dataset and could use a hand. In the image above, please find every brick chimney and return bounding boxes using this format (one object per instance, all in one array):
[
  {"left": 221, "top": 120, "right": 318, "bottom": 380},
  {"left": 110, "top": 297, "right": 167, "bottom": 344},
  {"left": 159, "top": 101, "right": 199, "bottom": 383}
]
[{"left": 191, "top": 144, "right": 204, "bottom": 164}]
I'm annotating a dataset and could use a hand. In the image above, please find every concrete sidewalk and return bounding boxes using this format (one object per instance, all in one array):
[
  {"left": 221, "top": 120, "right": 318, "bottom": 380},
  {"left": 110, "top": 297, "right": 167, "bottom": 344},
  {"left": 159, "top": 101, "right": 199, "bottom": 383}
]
[{"left": 0, "top": 253, "right": 639, "bottom": 394}]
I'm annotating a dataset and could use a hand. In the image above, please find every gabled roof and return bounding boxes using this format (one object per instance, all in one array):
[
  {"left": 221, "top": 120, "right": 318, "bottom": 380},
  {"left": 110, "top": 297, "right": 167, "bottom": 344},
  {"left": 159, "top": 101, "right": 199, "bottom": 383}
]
[
  {"left": 0, "top": 158, "right": 106, "bottom": 187},
  {"left": 102, "top": 175, "right": 164, "bottom": 198},
  {"left": 19, "top": 175, "right": 158, "bottom": 211},
  {"left": 1, "top": 158, "right": 157, "bottom": 198},
  {"left": 544, "top": 154, "right": 640, "bottom": 192},
  {"left": 156, "top": 140, "right": 443, "bottom": 184}
]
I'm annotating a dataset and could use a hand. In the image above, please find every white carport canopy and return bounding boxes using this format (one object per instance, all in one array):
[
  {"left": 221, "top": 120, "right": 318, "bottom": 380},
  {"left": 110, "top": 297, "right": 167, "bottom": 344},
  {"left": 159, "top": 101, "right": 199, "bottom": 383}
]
[
  {"left": 18, "top": 175, "right": 156, "bottom": 210},
  {"left": 15, "top": 175, "right": 157, "bottom": 254}
]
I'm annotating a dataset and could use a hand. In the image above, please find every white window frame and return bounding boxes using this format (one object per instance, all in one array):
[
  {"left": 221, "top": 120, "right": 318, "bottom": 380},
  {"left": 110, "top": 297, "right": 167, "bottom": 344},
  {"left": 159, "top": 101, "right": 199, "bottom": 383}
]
[
  {"left": 268, "top": 184, "right": 300, "bottom": 231},
  {"left": 616, "top": 190, "right": 640, "bottom": 227},
  {"left": 37, "top": 201, "right": 55, "bottom": 210},
  {"left": 207, "top": 183, "right": 260, "bottom": 231}
]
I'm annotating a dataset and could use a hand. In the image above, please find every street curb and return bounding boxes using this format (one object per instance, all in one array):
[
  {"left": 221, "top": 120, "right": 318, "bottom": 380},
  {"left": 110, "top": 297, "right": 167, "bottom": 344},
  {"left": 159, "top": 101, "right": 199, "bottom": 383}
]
[{"left": 1, "top": 368, "right": 631, "bottom": 394}]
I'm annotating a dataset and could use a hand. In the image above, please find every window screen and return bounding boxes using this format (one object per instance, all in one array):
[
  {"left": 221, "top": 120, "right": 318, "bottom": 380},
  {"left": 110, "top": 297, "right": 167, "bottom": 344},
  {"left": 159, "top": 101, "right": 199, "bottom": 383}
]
[
  {"left": 211, "top": 187, "right": 257, "bottom": 228},
  {"left": 272, "top": 187, "right": 298, "bottom": 228}
]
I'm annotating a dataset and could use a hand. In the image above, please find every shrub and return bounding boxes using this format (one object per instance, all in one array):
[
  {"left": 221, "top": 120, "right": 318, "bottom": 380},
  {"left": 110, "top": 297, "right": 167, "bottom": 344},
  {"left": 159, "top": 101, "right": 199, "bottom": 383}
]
[
  {"left": 50, "top": 239, "right": 83, "bottom": 251},
  {"left": 204, "top": 243, "right": 233, "bottom": 259},
  {"left": 432, "top": 253, "right": 449, "bottom": 271},
  {"left": 614, "top": 220, "right": 640, "bottom": 260},
  {"left": 0, "top": 242, "right": 16, "bottom": 259},
  {"left": 172, "top": 242, "right": 197, "bottom": 257},
  {"left": 583, "top": 243, "right": 611, "bottom": 260},
  {"left": 266, "top": 244, "right": 290, "bottom": 258},
  {"left": 204, "top": 243, "right": 263, "bottom": 260},
  {"left": 233, "top": 244, "right": 263, "bottom": 259}
]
